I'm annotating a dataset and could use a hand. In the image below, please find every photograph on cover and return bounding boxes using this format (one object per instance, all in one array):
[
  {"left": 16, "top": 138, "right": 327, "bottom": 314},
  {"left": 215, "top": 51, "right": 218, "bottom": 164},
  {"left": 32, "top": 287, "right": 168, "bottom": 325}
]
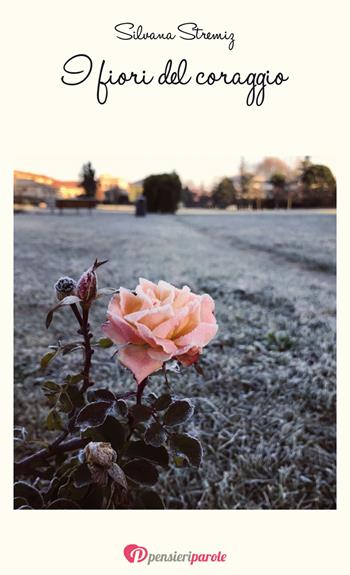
[{"left": 13, "top": 156, "right": 336, "bottom": 510}]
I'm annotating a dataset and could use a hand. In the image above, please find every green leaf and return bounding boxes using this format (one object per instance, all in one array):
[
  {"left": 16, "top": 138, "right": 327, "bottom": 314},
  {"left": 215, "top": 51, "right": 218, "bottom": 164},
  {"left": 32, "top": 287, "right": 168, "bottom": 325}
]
[
  {"left": 125, "top": 440, "right": 169, "bottom": 467},
  {"left": 62, "top": 343, "right": 83, "bottom": 356},
  {"left": 173, "top": 455, "right": 188, "bottom": 468},
  {"left": 14, "top": 481, "right": 44, "bottom": 509},
  {"left": 144, "top": 422, "right": 167, "bottom": 447},
  {"left": 66, "top": 373, "right": 84, "bottom": 385},
  {"left": 76, "top": 401, "right": 113, "bottom": 430},
  {"left": 108, "top": 463, "right": 128, "bottom": 490},
  {"left": 46, "top": 409, "right": 63, "bottom": 431},
  {"left": 47, "top": 498, "right": 81, "bottom": 509},
  {"left": 42, "top": 380, "right": 60, "bottom": 393},
  {"left": 137, "top": 489, "right": 165, "bottom": 509},
  {"left": 169, "top": 433, "right": 202, "bottom": 467},
  {"left": 97, "top": 337, "right": 114, "bottom": 348},
  {"left": 123, "top": 458, "right": 159, "bottom": 485},
  {"left": 66, "top": 385, "right": 85, "bottom": 408},
  {"left": 153, "top": 393, "right": 172, "bottom": 411},
  {"left": 163, "top": 400, "right": 194, "bottom": 426},
  {"left": 130, "top": 404, "right": 152, "bottom": 422},
  {"left": 40, "top": 351, "right": 57, "bottom": 369},
  {"left": 59, "top": 391, "right": 73, "bottom": 413}
]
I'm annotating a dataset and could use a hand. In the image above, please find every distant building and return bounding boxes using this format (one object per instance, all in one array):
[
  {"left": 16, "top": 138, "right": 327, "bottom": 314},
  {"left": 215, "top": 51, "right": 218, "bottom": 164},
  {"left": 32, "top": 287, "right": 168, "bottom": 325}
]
[
  {"left": 14, "top": 171, "right": 57, "bottom": 203},
  {"left": 128, "top": 180, "right": 144, "bottom": 203},
  {"left": 14, "top": 170, "right": 137, "bottom": 206},
  {"left": 98, "top": 174, "right": 129, "bottom": 201},
  {"left": 104, "top": 187, "right": 129, "bottom": 204}
]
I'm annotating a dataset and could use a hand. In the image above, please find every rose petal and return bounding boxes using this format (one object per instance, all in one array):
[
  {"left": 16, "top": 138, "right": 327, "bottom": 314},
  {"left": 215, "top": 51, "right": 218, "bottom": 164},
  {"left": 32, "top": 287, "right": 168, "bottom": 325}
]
[
  {"left": 125, "top": 303, "right": 174, "bottom": 331},
  {"left": 102, "top": 317, "right": 143, "bottom": 345},
  {"left": 119, "top": 287, "right": 145, "bottom": 315},
  {"left": 118, "top": 345, "right": 163, "bottom": 384},
  {"left": 174, "top": 322, "right": 218, "bottom": 348},
  {"left": 200, "top": 294, "right": 216, "bottom": 323}
]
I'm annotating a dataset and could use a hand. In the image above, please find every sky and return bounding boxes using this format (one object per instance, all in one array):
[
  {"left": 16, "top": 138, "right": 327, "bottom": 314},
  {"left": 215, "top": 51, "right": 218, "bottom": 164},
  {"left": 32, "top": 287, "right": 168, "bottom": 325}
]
[{"left": 14, "top": 155, "right": 333, "bottom": 189}]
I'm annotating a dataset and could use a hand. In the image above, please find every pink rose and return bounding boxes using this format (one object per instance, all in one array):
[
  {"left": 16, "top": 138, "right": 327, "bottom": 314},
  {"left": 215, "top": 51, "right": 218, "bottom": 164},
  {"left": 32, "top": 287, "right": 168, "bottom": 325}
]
[{"left": 102, "top": 278, "right": 218, "bottom": 384}]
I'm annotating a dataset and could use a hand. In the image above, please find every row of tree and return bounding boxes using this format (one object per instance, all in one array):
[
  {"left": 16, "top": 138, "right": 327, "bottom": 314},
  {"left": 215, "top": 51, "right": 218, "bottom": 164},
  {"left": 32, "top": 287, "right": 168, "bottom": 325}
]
[{"left": 79, "top": 157, "right": 336, "bottom": 213}]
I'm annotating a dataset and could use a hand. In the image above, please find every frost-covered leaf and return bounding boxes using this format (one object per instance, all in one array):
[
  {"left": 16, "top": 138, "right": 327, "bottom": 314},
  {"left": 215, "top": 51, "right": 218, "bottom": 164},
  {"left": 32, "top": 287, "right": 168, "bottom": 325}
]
[
  {"left": 92, "top": 388, "right": 116, "bottom": 403},
  {"left": 94, "top": 415, "right": 126, "bottom": 451},
  {"left": 14, "top": 481, "right": 44, "bottom": 509},
  {"left": 153, "top": 393, "right": 172, "bottom": 411},
  {"left": 130, "top": 404, "right": 152, "bottom": 422},
  {"left": 169, "top": 433, "right": 202, "bottom": 467},
  {"left": 116, "top": 400, "right": 128, "bottom": 417},
  {"left": 125, "top": 440, "right": 169, "bottom": 467},
  {"left": 144, "top": 422, "right": 167, "bottom": 447},
  {"left": 14, "top": 497, "right": 29, "bottom": 509},
  {"left": 47, "top": 498, "right": 80, "bottom": 509},
  {"left": 76, "top": 401, "right": 112, "bottom": 430},
  {"left": 137, "top": 489, "right": 165, "bottom": 509},
  {"left": 46, "top": 295, "right": 81, "bottom": 328},
  {"left": 108, "top": 463, "right": 128, "bottom": 490},
  {"left": 73, "top": 463, "right": 92, "bottom": 488},
  {"left": 163, "top": 400, "right": 194, "bottom": 426},
  {"left": 58, "top": 474, "right": 89, "bottom": 501},
  {"left": 123, "top": 459, "right": 159, "bottom": 485}
]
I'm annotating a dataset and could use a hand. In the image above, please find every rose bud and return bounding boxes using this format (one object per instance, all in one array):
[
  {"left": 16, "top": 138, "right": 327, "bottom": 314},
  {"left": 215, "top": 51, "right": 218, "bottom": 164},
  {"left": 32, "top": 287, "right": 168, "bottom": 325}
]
[
  {"left": 76, "top": 259, "right": 108, "bottom": 304},
  {"left": 54, "top": 276, "right": 77, "bottom": 301},
  {"left": 84, "top": 441, "right": 116, "bottom": 467}
]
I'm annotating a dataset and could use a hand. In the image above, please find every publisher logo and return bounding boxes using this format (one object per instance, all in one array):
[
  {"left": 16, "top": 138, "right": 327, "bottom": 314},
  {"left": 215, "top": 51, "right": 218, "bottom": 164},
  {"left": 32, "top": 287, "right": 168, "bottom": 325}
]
[
  {"left": 124, "top": 544, "right": 148, "bottom": 563},
  {"left": 123, "top": 544, "right": 227, "bottom": 566}
]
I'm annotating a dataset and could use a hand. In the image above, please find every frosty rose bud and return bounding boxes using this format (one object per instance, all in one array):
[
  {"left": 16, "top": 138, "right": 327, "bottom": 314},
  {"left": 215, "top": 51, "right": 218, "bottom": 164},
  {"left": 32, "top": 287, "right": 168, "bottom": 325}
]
[
  {"left": 102, "top": 278, "right": 218, "bottom": 384},
  {"left": 54, "top": 276, "right": 77, "bottom": 301},
  {"left": 76, "top": 266, "right": 97, "bottom": 303},
  {"left": 76, "top": 259, "right": 108, "bottom": 304},
  {"left": 84, "top": 441, "right": 116, "bottom": 467}
]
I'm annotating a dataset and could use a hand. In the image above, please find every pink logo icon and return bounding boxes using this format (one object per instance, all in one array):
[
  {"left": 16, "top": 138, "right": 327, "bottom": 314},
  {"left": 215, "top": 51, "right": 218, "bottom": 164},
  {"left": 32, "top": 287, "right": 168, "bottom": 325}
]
[{"left": 124, "top": 544, "right": 148, "bottom": 563}]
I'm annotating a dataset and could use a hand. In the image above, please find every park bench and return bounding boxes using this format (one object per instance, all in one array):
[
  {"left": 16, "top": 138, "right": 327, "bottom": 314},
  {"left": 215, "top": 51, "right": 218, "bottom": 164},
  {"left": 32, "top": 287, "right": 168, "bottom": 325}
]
[{"left": 55, "top": 198, "right": 98, "bottom": 213}]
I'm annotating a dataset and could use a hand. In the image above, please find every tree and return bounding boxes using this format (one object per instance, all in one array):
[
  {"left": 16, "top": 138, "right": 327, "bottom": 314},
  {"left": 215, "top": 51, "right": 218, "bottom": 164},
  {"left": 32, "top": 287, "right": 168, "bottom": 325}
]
[
  {"left": 212, "top": 178, "right": 237, "bottom": 209},
  {"left": 300, "top": 164, "right": 336, "bottom": 207},
  {"left": 79, "top": 162, "right": 98, "bottom": 198},
  {"left": 270, "top": 172, "right": 287, "bottom": 208},
  {"left": 181, "top": 186, "right": 196, "bottom": 207},
  {"left": 143, "top": 172, "right": 182, "bottom": 213},
  {"left": 257, "top": 157, "right": 290, "bottom": 179}
]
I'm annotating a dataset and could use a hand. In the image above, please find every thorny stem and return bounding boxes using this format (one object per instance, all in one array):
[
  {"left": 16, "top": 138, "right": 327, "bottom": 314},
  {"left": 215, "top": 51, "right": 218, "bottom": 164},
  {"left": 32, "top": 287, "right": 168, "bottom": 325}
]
[
  {"left": 14, "top": 437, "right": 89, "bottom": 475},
  {"left": 136, "top": 378, "right": 148, "bottom": 405},
  {"left": 80, "top": 305, "right": 94, "bottom": 394}
]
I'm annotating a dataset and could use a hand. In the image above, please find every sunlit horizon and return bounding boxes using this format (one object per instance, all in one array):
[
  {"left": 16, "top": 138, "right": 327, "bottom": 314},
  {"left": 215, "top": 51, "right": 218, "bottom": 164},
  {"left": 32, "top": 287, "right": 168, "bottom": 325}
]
[{"left": 14, "top": 155, "right": 334, "bottom": 189}]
